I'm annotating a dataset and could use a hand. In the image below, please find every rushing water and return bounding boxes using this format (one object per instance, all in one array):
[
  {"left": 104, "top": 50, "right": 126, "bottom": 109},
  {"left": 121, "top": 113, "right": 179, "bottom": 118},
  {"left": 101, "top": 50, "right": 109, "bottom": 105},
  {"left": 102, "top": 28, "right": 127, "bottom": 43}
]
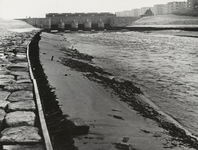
[{"left": 63, "top": 31, "right": 198, "bottom": 136}]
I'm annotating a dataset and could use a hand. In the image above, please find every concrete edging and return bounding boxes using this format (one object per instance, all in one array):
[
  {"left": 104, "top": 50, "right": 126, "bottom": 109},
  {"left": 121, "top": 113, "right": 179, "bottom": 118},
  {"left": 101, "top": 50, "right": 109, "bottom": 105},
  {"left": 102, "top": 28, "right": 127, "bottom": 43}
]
[{"left": 27, "top": 42, "right": 53, "bottom": 150}]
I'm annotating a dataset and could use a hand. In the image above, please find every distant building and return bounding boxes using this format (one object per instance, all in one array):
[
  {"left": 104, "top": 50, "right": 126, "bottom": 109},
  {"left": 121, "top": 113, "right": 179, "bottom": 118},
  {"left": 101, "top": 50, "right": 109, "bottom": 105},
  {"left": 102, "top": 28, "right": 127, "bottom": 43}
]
[
  {"left": 166, "top": 1, "right": 187, "bottom": 14},
  {"left": 187, "top": 0, "right": 198, "bottom": 9},
  {"left": 116, "top": 0, "right": 189, "bottom": 17},
  {"left": 131, "top": 9, "right": 140, "bottom": 16},
  {"left": 153, "top": 4, "right": 164, "bottom": 15},
  {"left": 116, "top": 10, "right": 132, "bottom": 17},
  {"left": 116, "top": 8, "right": 141, "bottom": 17}
]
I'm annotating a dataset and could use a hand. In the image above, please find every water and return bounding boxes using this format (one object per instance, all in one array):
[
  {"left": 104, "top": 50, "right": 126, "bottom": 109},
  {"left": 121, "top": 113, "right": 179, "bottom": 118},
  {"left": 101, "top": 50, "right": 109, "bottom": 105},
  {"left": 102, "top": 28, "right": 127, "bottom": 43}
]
[{"left": 63, "top": 31, "right": 198, "bottom": 136}]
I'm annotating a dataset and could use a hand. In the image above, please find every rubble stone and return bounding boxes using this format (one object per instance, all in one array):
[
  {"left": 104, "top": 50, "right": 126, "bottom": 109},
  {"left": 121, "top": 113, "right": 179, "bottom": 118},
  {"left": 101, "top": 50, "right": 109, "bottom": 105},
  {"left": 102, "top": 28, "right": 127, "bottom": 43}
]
[
  {"left": 0, "top": 126, "right": 42, "bottom": 144},
  {"left": 7, "top": 100, "right": 36, "bottom": 112},
  {"left": 5, "top": 111, "right": 36, "bottom": 127},
  {"left": 16, "top": 79, "right": 32, "bottom": 84},
  {"left": 3, "top": 83, "right": 33, "bottom": 91},
  {"left": 9, "top": 71, "right": 29, "bottom": 77},
  {"left": 17, "top": 75, "right": 30, "bottom": 80},
  {"left": 7, "top": 91, "right": 33, "bottom": 102},
  {"left": 0, "top": 79, "right": 14, "bottom": 87},
  {"left": 6, "top": 63, "right": 28, "bottom": 72},
  {"left": 9, "top": 55, "right": 27, "bottom": 63},
  {"left": 0, "top": 75, "right": 15, "bottom": 80},
  {"left": 68, "top": 117, "right": 90, "bottom": 135},
  {"left": 3, "top": 144, "right": 45, "bottom": 150}
]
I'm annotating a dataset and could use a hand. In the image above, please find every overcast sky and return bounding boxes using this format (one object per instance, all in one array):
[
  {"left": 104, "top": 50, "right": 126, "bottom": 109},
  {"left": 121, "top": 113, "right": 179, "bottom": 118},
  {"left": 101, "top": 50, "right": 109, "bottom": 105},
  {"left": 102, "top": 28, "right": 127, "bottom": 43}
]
[{"left": 0, "top": 0, "right": 184, "bottom": 19}]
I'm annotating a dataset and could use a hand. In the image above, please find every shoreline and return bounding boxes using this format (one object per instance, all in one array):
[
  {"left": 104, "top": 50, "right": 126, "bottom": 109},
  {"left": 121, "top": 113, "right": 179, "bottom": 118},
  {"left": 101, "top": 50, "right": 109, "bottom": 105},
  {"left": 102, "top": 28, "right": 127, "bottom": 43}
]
[{"left": 39, "top": 31, "right": 198, "bottom": 150}]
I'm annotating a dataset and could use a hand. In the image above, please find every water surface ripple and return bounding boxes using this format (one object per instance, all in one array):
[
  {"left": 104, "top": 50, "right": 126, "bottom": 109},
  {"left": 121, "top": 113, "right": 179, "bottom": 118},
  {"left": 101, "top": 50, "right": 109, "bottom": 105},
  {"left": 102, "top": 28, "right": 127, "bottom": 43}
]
[{"left": 64, "top": 31, "right": 198, "bottom": 136}]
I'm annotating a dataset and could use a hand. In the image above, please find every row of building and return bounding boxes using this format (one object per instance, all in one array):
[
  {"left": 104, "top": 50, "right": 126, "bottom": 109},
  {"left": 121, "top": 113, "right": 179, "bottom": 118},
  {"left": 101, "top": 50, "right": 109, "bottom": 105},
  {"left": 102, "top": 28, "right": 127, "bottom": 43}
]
[{"left": 116, "top": 0, "right": 198, "bottom": 17}]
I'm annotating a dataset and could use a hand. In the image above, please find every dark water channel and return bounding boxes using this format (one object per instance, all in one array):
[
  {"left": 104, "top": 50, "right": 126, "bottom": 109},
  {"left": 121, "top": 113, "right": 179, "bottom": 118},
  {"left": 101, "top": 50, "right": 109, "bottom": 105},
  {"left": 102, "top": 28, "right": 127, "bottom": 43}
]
[{"left": 64, "top": 31, "right": 198, "bottom": 136}]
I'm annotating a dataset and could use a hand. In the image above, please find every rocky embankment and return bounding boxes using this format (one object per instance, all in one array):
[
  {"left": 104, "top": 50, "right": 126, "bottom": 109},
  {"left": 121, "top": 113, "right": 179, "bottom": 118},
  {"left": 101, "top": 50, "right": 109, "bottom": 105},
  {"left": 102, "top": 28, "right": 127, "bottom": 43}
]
[{"left": 0, "top": 25, "right": 44, "bottom": 149}]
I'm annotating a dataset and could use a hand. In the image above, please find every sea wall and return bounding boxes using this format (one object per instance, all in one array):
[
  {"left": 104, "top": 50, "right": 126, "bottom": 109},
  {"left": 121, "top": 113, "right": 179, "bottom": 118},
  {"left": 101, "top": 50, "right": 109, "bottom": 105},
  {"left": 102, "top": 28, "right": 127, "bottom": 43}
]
[
  {"left": 0, "top": 30, "right": 46, "bottom": 149},
  {"left": 22, "top": 16, "right": 139, "bottom": 30}
]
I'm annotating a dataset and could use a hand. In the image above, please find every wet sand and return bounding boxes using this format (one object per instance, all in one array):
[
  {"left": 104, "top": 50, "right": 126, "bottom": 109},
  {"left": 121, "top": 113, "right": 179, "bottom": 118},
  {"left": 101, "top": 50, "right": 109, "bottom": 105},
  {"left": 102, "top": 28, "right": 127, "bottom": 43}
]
[{"left": 39, "top": 32, "right": 197, "bottom": 150}]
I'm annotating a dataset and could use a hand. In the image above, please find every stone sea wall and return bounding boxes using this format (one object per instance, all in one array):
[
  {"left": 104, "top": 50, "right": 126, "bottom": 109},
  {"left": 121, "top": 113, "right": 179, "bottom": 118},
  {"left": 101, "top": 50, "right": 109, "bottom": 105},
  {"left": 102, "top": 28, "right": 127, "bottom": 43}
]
[{"left": 0, "top": 30, "right": 45, "bottom": 149}]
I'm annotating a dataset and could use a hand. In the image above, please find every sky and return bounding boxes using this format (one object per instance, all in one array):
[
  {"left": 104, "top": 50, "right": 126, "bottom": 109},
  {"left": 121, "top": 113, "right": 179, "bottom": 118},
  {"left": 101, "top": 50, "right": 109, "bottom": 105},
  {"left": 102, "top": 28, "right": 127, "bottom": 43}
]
[{"left": 0, "top": 0, "right": 185, "bottom": 19}]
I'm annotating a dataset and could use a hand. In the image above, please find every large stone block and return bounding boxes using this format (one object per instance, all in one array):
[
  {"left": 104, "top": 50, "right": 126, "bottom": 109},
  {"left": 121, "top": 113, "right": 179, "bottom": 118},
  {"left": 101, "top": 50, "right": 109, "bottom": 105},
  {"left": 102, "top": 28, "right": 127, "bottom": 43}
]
[
  {"left": 17, "top": 75, "right": 30, "bottom": 80},
  {"left": 9, "top": 71, "right": 29, "bottom": 77},
  {"left": 68, "top": 117, "right": 90, "bottom": 135},
  {"left": 3, "top": 144, "right": 45, "bottom": 150},
  {"left": 7, "top": 91, "right": 34, "bottom": 102},
  {"left": 3, "top": 83, "right": 33, "bottom": 91},
  {"left": 7, "top": 100, "right": 36, "bottom": 112},
  {"left": 0, "top": 79, "right": 14, "bottom": 87},
  {"left": 0, "top": 126, "right": 42, "bottom": 144},
  {"left": 5, "top": 111, "right": 36, "bottom": 127},
  {"left": 0, "top": 69, "right": 10, "bottom": 75},
  {"left": 9, "top": 54, "right": 27, "bottom": 63},
  {"left": 6, "top": 63, "right": 28, "bottom": 72},
  {"left": 16, "top": 79, "right": 32, "bottom": 84},
  {"left": 0, "top": 75, "right": 15, "bottom": 80}
]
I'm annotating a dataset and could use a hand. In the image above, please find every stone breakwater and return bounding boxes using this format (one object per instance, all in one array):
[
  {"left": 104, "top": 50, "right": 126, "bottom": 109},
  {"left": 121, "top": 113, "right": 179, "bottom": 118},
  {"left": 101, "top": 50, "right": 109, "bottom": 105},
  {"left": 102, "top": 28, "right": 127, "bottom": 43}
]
[{"left": 0, "top": 31, "right": 45, "bottom": 149}]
